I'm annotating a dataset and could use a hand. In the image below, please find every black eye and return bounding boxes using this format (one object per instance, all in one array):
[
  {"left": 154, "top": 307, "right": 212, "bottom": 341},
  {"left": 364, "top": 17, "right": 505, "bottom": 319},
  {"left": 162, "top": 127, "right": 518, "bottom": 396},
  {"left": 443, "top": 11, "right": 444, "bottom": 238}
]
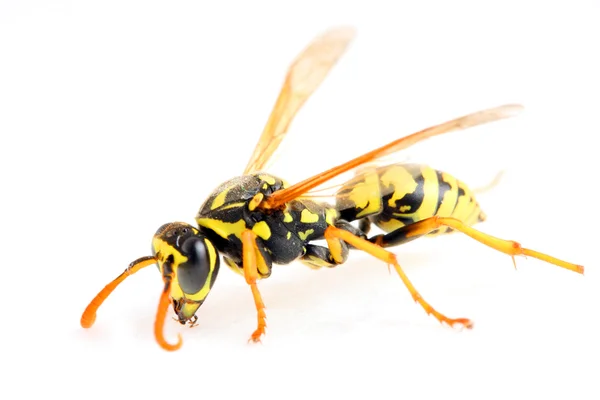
[{"left": 178, "top": 237, "right": 211, "bottom": 294}]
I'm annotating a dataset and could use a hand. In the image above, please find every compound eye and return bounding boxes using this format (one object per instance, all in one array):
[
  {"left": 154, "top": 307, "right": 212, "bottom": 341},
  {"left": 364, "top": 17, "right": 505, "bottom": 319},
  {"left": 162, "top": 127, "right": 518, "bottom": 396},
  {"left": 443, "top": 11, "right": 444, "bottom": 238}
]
[{"left": 178, "top": 237, "right": 211, "bottom": 295}]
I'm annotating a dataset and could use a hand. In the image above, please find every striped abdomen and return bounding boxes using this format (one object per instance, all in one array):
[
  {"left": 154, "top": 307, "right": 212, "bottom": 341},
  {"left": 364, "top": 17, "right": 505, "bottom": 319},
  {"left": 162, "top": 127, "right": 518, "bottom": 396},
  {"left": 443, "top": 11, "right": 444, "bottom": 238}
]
[{"left": 336, "top": 163, "right": 485, "bottom": 236}]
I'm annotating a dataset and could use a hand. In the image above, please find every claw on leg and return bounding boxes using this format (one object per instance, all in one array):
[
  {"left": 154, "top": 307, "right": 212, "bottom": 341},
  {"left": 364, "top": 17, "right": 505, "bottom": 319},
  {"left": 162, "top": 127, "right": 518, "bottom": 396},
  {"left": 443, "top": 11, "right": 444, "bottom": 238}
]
[
  {"left": 188, "top": 315, "right": 199, "bottom": 328},
  {"left": 248, "top": 284, "right": 267, "bottom": 343}
]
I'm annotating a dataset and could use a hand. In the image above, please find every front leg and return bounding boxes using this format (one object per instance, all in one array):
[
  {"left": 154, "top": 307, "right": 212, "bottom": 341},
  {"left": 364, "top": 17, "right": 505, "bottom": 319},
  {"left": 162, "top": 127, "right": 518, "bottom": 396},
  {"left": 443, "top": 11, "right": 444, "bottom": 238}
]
[{"left": 241, "top": 229, "right": 271, "bottom": 343}]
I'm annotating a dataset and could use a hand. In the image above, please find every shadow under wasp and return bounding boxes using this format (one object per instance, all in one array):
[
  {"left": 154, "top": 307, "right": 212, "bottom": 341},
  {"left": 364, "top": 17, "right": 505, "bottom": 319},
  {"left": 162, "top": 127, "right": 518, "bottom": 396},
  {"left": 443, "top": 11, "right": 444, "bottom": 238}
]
[{"left": 81, "top": 26, "right": 584, "bottom": 351}]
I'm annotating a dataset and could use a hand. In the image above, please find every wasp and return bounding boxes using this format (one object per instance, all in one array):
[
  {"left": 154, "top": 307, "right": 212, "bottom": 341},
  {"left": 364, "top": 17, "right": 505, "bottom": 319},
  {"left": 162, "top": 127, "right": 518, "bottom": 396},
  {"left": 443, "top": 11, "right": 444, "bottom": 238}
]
[{"left": 81, "top": 27, "right": 584, "bottom": 351}]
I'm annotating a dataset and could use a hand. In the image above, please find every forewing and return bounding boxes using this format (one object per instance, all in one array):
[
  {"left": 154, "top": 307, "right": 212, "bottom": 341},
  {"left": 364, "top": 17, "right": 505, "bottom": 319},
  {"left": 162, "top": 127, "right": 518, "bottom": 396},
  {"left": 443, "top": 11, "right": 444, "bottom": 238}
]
[
  {"left": 243, "top": 26, "right": 356, "bottom": 175},
  {"left": 263, "top": 104, "right": 524, "bottom": 209}
]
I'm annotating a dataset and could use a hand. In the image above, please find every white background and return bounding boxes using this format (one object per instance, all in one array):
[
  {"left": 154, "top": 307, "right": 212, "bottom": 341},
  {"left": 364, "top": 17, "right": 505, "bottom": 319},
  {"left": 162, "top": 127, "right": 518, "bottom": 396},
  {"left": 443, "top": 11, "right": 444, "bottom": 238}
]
[{"left": 1, "top": 1, "right": 599, "bottom": 399}]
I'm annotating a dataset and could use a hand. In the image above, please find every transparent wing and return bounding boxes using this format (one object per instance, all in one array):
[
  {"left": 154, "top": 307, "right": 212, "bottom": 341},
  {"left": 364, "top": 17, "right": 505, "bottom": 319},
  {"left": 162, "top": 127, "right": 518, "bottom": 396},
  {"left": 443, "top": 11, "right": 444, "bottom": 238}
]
[
  {"left": 262, "top": 104, "right": 524, "bottom": 209},
  {"left": 243, "top": 26, "right": 356, "bottom": 175}
]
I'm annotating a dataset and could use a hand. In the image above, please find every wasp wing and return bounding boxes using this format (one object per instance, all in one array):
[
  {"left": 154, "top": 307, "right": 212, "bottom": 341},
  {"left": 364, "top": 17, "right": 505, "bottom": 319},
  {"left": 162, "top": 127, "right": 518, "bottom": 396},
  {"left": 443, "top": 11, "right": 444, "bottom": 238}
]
[
  {"left": 263, "top": 104, "right": 524, "bottom": 209},
  {"left": 243, "top": 26, "right": 356, "bottom": 175}
]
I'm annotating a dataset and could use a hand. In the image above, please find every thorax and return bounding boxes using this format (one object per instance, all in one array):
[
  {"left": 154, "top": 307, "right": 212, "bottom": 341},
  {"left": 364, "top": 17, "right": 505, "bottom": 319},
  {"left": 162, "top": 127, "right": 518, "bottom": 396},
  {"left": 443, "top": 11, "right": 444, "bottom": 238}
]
[{"left": 195, "top": 173, "right": 338, "bottom": 266}]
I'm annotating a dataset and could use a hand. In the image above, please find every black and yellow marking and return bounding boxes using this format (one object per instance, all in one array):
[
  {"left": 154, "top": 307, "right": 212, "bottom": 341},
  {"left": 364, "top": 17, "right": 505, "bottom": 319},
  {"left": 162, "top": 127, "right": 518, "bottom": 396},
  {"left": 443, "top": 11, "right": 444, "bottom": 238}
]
[
  {"left": 80, "top": 25, "right": 584, "bottom": 352},
  {"left": 337, "top": 163, "right": 486, "bottom": 237},
  {"left": 151, "top": 223, "right": 221, "bottom": 323},
  {"left": 82, "top": 161, "right": 584, "bottom": 352},
  {"left": 81, "top": 129, "right": 584, "bottom": 352},
  {"left": 196, "top": 174, "right": 340, "bottom": 279}
]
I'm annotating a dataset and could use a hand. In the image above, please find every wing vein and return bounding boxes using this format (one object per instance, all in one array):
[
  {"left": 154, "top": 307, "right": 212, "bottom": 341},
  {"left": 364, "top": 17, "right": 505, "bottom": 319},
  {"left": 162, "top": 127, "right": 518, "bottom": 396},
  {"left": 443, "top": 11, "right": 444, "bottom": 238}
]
[{"left": 263, "top": 104, "right": 524, "bottom": 208}]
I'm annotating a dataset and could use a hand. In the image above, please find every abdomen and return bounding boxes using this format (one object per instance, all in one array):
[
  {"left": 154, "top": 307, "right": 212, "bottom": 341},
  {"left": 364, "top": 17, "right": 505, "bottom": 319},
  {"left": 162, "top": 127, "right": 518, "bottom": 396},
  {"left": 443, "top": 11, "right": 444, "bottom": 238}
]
[{"left": 336, "top": 163, "right": 486, "bottom": 236}]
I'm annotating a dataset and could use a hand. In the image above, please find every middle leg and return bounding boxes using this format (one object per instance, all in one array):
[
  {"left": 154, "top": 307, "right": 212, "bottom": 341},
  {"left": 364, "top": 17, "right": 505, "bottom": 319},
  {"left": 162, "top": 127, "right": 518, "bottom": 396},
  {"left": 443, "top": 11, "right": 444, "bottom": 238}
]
[{"left": 324, "top": 225, "right": 472, "bottom": 328}]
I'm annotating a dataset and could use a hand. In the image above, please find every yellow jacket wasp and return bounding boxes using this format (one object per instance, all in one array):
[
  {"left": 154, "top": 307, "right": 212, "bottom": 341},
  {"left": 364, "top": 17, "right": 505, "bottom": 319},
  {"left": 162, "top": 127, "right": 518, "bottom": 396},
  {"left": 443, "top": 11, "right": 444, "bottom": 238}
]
[{"left": 80, "top": 26, "right": 584, "bottom": 351}]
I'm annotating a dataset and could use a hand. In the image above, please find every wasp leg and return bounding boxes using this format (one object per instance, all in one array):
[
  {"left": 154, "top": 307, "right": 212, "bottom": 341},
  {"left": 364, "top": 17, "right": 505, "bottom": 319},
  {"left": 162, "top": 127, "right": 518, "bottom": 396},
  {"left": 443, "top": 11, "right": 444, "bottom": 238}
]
[
  {"left": 188, "top": 315, "right": 199, "bottom": 328},
  {"left": 241, "top": 229, "right": 270, "bottom": 343},
  {"left": 302, "top": 220, "right": 369, "bottom": 268},
  {"left": 369, "top": 216, "right": 583, "bottom": 274},
  {"left": 302, "top": 219, "right": 369, "bottom": 269},
  {"left": 301, "top": 243, "right": 348, "bottom": 269},
  {"left": 324, "top": 225, "right": 472, "bottom": 328}
]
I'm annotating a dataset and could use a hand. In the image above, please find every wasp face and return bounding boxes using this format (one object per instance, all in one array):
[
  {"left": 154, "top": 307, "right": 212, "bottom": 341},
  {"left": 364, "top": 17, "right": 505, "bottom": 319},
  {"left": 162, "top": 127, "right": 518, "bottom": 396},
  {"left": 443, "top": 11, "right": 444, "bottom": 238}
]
[{"left": 151, "top": 222, "right": 220, "bottom": 324}]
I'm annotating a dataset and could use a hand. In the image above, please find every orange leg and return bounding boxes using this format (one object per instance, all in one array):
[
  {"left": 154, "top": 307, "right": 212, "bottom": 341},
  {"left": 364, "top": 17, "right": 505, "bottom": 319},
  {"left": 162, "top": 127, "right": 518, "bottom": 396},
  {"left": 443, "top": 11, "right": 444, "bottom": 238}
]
[
  {"left": 372, "top": 216, "right": 584, "bottom": 274},
  {"left": 242, "top": 229, "right": 268, "bottom": 342},
  {"left": 81, "top": 256, "right": 156, "bottom": 328},
  {"left": 325, "top": 226, "right": 473, "bottom": 329}
]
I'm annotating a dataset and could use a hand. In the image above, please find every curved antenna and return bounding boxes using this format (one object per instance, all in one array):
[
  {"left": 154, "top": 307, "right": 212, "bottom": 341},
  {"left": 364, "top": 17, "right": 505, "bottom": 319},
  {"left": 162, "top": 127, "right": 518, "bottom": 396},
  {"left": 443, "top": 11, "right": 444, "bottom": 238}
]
[
  {"left": 81, "top": 256, "right": 157, "bottom": 328},
  {"left": 154, "top": 269, "right": 183, "bottom": 351}
]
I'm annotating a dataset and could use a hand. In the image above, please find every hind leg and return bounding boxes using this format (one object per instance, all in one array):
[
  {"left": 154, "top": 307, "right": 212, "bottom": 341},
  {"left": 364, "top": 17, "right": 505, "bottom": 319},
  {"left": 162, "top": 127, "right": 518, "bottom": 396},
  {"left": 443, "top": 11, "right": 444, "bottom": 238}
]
[{"left": 368, "top": 216, "right": 583, "bottom": 274}]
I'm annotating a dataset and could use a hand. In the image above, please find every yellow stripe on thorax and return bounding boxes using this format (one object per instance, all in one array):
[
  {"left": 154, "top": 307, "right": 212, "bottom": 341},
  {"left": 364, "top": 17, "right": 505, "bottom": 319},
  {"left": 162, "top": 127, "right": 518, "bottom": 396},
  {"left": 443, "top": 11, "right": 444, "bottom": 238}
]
[
  {"left": 258, "top": 174, "right": 276, "bottom": 185},
  {"left": 325, "top": 208, "right": 338, "bottom": 226},
  {"left": 210, "top": 189, "right": 229, "bottom": 210},
  {"left": 253, "top": 221, "right": 271, "bottom": 240},
  {"left": 197, "top": 218, "right": 247, "bottom": 240},
  {"left": 300, "top": 209, "right": 320, "bottom": 223}
]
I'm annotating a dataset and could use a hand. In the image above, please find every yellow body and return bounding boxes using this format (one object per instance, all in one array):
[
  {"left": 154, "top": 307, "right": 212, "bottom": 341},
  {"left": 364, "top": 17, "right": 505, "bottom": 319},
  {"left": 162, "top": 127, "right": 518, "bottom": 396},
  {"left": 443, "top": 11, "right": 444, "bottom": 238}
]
[{"left": 336, "top": 163, "right": 486, "bottom": 236}]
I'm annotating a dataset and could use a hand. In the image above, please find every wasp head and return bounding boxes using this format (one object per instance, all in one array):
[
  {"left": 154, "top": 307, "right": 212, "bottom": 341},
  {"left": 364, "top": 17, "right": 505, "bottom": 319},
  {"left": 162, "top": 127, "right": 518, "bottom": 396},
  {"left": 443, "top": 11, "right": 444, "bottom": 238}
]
[{"left": 152, "top": 222, "right": 220, "bottom": 325}]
